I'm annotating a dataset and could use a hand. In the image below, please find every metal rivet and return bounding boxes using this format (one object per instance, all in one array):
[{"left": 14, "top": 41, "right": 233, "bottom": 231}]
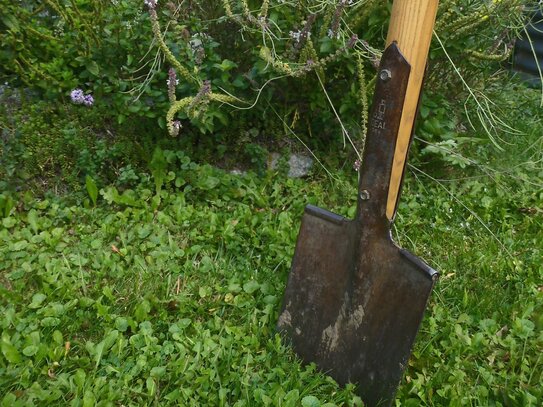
[
  {"left": 379, "top": 69, "right": 392, "bottom": 82},
  {"left": 359, "top": 190, "right": 370, "bottom": 201}
]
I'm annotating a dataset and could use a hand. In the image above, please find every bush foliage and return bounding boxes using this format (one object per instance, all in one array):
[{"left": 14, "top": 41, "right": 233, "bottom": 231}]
[{"left": 0, "top": 0, "right": 535, "bottom": 138}]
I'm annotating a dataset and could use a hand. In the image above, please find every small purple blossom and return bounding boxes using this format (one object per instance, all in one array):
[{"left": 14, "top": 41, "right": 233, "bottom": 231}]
[
  {"left": 188, "top": 80, "right": 212, "bottom": 111},
  {"left": 327, "top": 28, "right": 340, "bottom": 39},
  {"left": 70, "top": 88, "right": 84, "bottom": 104},
  {"left": 329, "top": 0, "right": 349, "bottom": 39},
  {"left": 196, "top": 80, "right": 212, "bottom": 98},
  {"left": 303, "top": 59, "right": 315, "bottom": 72},
  {"left": 144, "top": 0, "right": 157, "bottom": 9},
  {"left": 167, "top": 68, "right": 177, "bottom": 102},
  {"left": 347, "top": 34, "right": 358, "bottom": 49},
  {"left": 292, "top": 14, "right": 316, "bottom": 55},
  {"left": 70, "top": 88, "right": 93, "bottom": 107},
  {"left": 83, "top": 94, "right": 94, "bottom": 106},
  {"left": 289, "top": 30, "right": 302, "bottom": 43},
  {"left": 189, "top": 34, "right": 207, "bottom": 65}
]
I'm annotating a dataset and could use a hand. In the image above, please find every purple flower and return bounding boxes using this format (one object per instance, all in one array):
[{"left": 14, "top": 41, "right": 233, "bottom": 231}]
[
  {"left": 329, "top": 0, "right": 348, "bottom": 39},
  {"left": 289, "top": 30, "right": 302, "bottom": 43},
  {"left": 347, "top": 34, "right": 358, "bottom": 49},
  {"left": 83, "top": 94, "right": 94, "bottom": 106},
  {"left": 167, "top": 68, "right": 177, "bottom": 102},
  {"left": 167, "top": 68, "right": 178, "bottom": 87},
  {"left": 70, "top": 88, "right": 85, "bottom": 104},
  {"left": 70, "top": 88, "right": 94, "bottom": 107},
  {"left": 188, "top": 80, "right": 212, "bottom": 110}
]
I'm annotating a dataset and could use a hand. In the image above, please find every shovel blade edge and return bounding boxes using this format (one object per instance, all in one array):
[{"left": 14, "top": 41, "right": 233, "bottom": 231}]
[{"left": 278, "top": 205, "right": 437, "bottom": 407}]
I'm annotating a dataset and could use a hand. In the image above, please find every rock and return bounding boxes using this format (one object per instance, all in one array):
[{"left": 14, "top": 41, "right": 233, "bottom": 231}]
[
  {"left": 269, "top": 153, "right": 281, "bottom": 171},
  {"left": 269, "top": 152, "right": 313, "bottom": 178},
  {"left": 229, "top": 168, "right": 247, "bottom": 176},
  {"left": 288, "top": 154, "right": 313, "bottom": 178}
]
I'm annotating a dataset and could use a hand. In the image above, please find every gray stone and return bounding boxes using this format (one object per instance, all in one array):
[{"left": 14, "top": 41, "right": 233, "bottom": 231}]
[
  {"left": 269, "top": 152, "right": 314, "bottom": 178},
  {"left": 269, "top": 153, "right": 281, "bottom": 171},
  {"left": 229, "top": 168, "right": 247, "bottom": 176},
  {"left": 287, "top": 154, "right": 313, "bottom": 178}
]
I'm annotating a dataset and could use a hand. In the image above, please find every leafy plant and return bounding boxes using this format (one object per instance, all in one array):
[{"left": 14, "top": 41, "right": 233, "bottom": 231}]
[
  {"left": 85, "top": 175, "right": 98, "bottom": 207},
  {"left": 1, "top": 109, "right": 542, "bottom": 403},
  {"left": 0, "top": 0, "right": 167, "bottom": 124}
]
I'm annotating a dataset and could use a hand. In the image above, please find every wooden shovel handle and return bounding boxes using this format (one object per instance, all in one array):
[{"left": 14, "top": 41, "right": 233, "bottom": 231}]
[{"left": 385, "top": 0, "right": 439, "bottom": 220}]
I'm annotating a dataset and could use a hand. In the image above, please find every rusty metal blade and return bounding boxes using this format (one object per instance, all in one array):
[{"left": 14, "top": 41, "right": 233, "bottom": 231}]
[
  {"left": 278, "top": 43, "right": 438, "bottom": 407},
  {"left": 279, "top": 207, "right": 436, "bottom": 406}
]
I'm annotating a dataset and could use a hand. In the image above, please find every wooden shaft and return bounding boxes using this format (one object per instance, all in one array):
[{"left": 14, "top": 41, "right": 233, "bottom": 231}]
[{"left": 385, "top": 0, "right": 438, "bottom": 220}]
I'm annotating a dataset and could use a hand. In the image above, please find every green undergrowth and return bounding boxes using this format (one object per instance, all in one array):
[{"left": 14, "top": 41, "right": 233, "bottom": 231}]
[{"left": 1, "top": 141, "right": 542, "bottom": 406}]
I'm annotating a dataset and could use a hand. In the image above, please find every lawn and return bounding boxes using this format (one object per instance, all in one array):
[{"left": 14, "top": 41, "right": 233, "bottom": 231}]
[{"left": 1, "top": 121, "right": 542, "bottom": 406}]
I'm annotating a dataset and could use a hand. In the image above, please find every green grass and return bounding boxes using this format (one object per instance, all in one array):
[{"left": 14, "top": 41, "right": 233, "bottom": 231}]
[
  {"left": 1, "top": 144, "right": 541, "bottom": 406},
  {"left": 1, "top": 82, "right": 542, "bottom": 406}
]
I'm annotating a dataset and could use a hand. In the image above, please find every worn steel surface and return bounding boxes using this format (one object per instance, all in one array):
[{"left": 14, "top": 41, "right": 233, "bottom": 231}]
[{"left": 278, "top": 43, "right": 438, "bottom": 407}]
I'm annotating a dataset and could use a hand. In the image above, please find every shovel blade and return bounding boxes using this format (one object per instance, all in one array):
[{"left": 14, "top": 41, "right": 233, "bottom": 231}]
[{"left": 278, "top": 205, "right": 437, "bottom": 407}]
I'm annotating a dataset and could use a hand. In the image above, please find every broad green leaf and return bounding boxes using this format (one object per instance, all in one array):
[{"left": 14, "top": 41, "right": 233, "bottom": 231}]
[
  {"left": 284, "top": 389, "right": 300, "bottom": 407},
  {"left": 1, "top": 342, "right": 22, "bottom": 364},
  {"left": 198, "top": 286, "right": 208, "bottom": 298},
  {"left": 94, "top": 330, "right": 119, "bottom": 368},
  {"left": 2, "top": 195, "right": 15, "bottom": 217},
  {"left": 74, "top": 369, "right": 86, "bottom": 389},
  {"left": 1, "top": 14, "right": 19, "bottom": 31},
  {"left": 197, "top": 176, "right": 220, "bottom": 190},
  {"left": 85, "top": 175, "right": 98, "bottom": 206},
  {"left": 41, "top": 317, "right": 60, "bottom": 327},
  {"left": 82, "top": 390, "right": 96, "bottom": 407},
  {"left": 22, "top": 345, "right": 39, "bottom": 356},
  {"left": 319, "top": 37, "right": 333, "bottom": 54},
  {"left": 1, "top": 393, "right": 17, "bottom": 406},
  {"left": 150, "top": 366, "right": 166, "bottom": 378},
  {"left": 301, "top": 395, "right": 321, "bottom": 407},
  {"left": 87, "top": 61, "right": 100, "bottom": 76},
  {"left": 135, "top": 300, "right": 151, "bottom": 321},
  {"left": 29, "top": 293, "right": 47, "bottom": 309},
  {"left": 2, "top": 217, "right": 16, "bottom": 228},
  {"left": 115, "top": 317, "right": 129, "bottom": 332},
  {"left": 214, "top": 59, "right": 237, "bottom": 71},
  {"left": 243, "top": 280, "right": 260, "bottom": 294},
  {"left": 11, "top": 240, "right": 28, "bottom": 251},
  {"left": 27, "top": 209, "right": 39, "bottom": 233},
  {"left": 146, "top": 377, "right": 156, "bottom": 397},
  {"left": 52, "top": 330, "right": 63, "bottom": 345}
]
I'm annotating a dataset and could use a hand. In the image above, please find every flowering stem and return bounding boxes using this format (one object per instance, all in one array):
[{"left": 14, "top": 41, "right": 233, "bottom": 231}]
[
  {"left": 149, "top": 8, "right": 199, "bottom": 86},
  {"left": 357, "top": 54, "right": 369, "bottom": 149},
  {"left": 166, "top": 92, "right": 240, "bottom": 136}
]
